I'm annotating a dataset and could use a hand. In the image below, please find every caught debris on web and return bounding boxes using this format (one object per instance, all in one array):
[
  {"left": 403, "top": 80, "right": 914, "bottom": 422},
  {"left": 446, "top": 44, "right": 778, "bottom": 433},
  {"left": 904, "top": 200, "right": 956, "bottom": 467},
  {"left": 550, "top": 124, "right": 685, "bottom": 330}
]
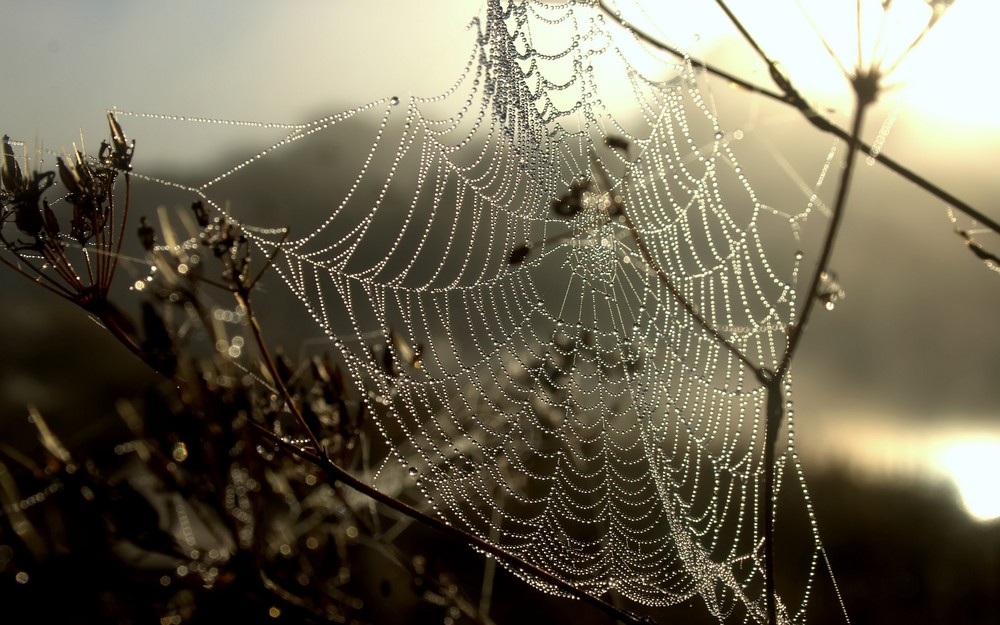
[
  {"left": 817, "top": 271, "right": 846, "bottom": 311},
  {"left": 956, "top": 228, "right": 1000, "bottom": 275}
]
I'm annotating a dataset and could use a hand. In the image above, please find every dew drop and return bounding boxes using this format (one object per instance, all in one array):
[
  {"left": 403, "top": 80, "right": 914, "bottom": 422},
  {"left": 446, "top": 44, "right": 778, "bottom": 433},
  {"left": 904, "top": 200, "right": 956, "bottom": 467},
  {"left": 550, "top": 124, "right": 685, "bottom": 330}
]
[
  {"left": 389, "top": 96, "right": 400, "bottom": 106},
  {"left": 172, "top": 442, "right": 189, "bottom": 462}
]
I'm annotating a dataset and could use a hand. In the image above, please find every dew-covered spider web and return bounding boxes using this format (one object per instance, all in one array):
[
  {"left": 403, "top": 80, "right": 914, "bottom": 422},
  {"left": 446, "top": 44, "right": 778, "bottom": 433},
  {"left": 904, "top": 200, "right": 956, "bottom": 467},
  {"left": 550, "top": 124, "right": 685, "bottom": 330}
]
[{"left": 121, "top": 0, "right": 849, "bottom": 621}]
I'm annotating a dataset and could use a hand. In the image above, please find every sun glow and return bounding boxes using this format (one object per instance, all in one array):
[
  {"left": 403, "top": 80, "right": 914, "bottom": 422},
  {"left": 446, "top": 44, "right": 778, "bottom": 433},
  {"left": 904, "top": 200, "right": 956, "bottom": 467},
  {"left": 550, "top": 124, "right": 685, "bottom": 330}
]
[
  {"left": 626, "top": 0, "right": 1000, "bottom": 127},
  {"left": 936, "top": 439, "right": 1000, "bottom": 523}
]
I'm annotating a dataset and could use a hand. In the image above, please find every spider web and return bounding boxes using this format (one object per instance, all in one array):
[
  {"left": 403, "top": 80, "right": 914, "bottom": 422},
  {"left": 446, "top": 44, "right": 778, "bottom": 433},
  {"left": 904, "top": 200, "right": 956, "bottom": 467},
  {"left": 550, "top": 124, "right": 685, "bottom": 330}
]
[{"left": 122, "top": 1, "right": 845, "bottom": 621}]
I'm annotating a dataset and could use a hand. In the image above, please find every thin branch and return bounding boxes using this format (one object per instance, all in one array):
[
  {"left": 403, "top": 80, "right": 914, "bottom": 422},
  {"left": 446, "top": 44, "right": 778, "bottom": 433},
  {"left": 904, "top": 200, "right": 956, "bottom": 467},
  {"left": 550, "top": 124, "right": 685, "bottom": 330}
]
[
  {"left": 598, "top": 0, "right": 793, "bottom": 104},
  {"left": 711, "top": 6, "right": 874, "bottom": 625},
  {"left": 756, "top": 98, "right": 870, "bottom": 625},
  {"left": 620, "top": 208, "right": 763, "bottom": 376},
  {"left": 0, "top": 247, "right": 78, "bottom": 298},
  {"left": 780, "top": 100, "right": 869, "bottom": 374},
  {"left": 103, "top": 173, "right": 131, "bottom": 294},
  {"left": 248, "top": 424, "right": 654, "bottom": 625},
  {"left": 592, "top": 159, "right": 764, "bottom": 377},
  {"left": 711, "top": 0, "right": 770, "bottom": 63},
  {"left": 597, "top": 0, "right": 1000, "bottom": 235},
  {"left": 235, "top": 291, "right": 325, "bottom": 457},
  {"left": 603, "top": 4, "right": 886, "bottom": 623},
  {"left": 761, "top": 374, "right": 784, "bottom": 625}
]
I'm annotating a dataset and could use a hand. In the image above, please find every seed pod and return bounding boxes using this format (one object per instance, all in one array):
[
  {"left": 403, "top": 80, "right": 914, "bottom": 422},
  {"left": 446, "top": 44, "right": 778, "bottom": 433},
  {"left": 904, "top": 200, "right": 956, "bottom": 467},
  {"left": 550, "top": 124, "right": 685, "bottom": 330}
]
[
  {"left": 14, "top": 197, "right": 43, "bottom": 237},
  {"left": 1, "top": 135, "right": 23, "bottom": 191},
  {"left": 42, "top": 200, "right": 60, "bottom": 235},
  {"left": 104, "top": 111, "right": 134, "bottom": 170},
  {"left": 107, "top": 111, "right": 127, "bottom": 150},
  {"left": 57, "top": 156, "right": 81, "bottom": 196}
]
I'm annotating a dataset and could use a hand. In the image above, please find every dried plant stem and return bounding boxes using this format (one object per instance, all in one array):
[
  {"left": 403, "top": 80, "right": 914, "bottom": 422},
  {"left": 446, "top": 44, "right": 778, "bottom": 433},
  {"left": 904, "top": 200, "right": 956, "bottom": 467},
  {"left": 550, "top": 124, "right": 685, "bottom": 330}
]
[
  {"left": 780, "top": 101, "right": 868, "bottom": 374},
  {"left": 597, "top": 0, "right": 1000, "bottom": 235},
  {"left": 761, "top": 374, "right": 784, "bottom": 625},
  {"left": 584, "top": 154, "right": 763, "bottom": 383},
  {"left": 231, "top": 288, "right": 648, "bottom": 622},
  {"left": 626, "top": 211, "right": 761, "bottom": 374},
  {"left": 601, "top": 3, "right": 886, "bottom": 621},
  {"left": 235, "top": 291, "right": 325, "bottom": 457},
  {"left": 761, "top": 97, "right": 868, "bottom": 625},
  {"left": 249, "top": 424, "right": 652, "bottom": 625},
  {"left": 92, "top": 303, "right": 144, "bottom": 357},
  {"left": 102, "top": 174, "right": 131, "bottom": 295},
  {"left": 704, "top": 4, "right": 873, "bottom": 622},
  {"left": 0, "top": 252, "right": 75, "bottom": 299}
]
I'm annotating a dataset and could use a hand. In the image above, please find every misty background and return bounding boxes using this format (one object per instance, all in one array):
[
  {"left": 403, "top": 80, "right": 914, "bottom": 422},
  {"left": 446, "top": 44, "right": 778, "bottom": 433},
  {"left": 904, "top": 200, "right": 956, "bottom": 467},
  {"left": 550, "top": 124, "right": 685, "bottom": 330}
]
[{"left": 2, "top": 1, "right": 999, "bottom": 622}]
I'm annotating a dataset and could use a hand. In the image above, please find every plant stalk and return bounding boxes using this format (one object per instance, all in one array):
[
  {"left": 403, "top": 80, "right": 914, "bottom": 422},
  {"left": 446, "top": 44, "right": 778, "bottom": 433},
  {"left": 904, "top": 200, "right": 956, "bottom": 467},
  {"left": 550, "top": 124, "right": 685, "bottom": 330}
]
[
  {"left": 597, "top": 0, "right": 999, "bottom": 235},
  {"left": 249, "top": 424, "right": 653, "bottom": 625},
  {"left": 762, "top": 92, "right": 871, "bottom": 625},
  {"left": 780, "top": 98, "right": 869, "bottom": 374}
]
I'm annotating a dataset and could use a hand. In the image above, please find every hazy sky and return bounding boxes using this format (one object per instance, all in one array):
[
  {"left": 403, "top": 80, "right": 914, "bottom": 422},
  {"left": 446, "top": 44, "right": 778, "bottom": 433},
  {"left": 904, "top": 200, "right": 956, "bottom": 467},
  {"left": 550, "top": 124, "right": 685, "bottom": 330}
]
[
  {"left": 4, "top": 2, "right": 998, "bottom": 398},
  {"left": 3, "top": 0, "right": 999, "bottom": 499},
  {"left": 4, "top": 0, "right": 997, "bottom": 162},
  {"left": 3, "top": 1, "right": 480, "bottom": 166}
]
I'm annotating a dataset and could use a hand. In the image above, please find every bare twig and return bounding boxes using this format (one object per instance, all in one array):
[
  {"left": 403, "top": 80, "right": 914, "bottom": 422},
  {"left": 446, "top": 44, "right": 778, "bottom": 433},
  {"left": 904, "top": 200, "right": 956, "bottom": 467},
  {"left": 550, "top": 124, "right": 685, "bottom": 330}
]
[
  {"left": 711, "top": 4, "right": 876, "bottom": 623},
  {"left": 102, "top": 173, "right": 131, "bottom": 295},
  {"left": 710, "top": 4, "right": 872, "bottom": 623},
  {"left": 597, "top": 0, "right": 1000, "bottom": 235},
  {"left": 593, "top": 157, "right": 764, "bottom": 378},
  {"left": 231, "top": 278, "right": 651, "bottom": 621},
  {"left": 235, "top": 291, "right": 325, "bottom": 457},
  {"left": 597, "top": 0, "right": 793, "bottom": 104},
  {"left": 600, "top": 2, "right": 886, "bottom": 621},
  {"left": 780, "top": 99, "right": 869, "bottom": 374},
  {"left": 249, "top": 424, "right": 654, "bottom": 625}
]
